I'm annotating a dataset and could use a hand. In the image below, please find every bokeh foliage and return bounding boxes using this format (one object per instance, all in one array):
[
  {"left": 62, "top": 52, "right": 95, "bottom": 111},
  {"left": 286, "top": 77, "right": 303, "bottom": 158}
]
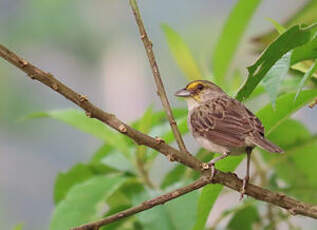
[{"left": 19, "top": 0, "right": 317, "bottom": 229}]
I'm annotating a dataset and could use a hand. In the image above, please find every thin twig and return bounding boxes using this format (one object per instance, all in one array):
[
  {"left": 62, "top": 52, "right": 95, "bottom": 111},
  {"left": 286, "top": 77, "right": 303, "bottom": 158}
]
[
  {"left": 1, "top": 44, "right": 317, "bottom": 230},
  {"left": 129, "top": 0, "right": 189, "bottom": 155},
  {"left": 71, "top": 176, "right": 211, "bottom": 230},
  {"left": 135, "top": 145, "right": 155, "bottom": 188}
]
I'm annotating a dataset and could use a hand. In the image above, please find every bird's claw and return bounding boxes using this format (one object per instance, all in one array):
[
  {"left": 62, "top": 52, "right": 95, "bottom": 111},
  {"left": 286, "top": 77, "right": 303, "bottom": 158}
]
[
  {"left": 240, "top": 176, "right": 249, "bottom": 200},
  {"left": 208, "top": 162, "right": 216, "bottom": 182}
]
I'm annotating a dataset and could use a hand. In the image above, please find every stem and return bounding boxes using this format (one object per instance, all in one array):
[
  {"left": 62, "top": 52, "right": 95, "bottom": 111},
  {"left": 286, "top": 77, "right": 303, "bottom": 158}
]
[
  {"left": 129, "top": 0, "right": 189, "bottom": 155},
  {"left": 135, "top": 145, "right": 155, "bottom": 189}
]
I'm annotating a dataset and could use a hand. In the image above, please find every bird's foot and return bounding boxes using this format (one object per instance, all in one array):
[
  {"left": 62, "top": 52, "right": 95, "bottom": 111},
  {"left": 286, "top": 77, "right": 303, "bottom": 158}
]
[
  {"left": 240, "top": 176, "right": 249, "bottom": 200},
  {"left": 208, "top": 162, "right": 216, "bottom": 182}
]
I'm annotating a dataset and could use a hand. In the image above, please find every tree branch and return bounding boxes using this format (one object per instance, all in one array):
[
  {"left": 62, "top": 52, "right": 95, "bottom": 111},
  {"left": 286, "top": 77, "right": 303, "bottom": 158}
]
[
  {"left": 70, "top": 176, "right": 211, "bottom": 230},
  {"left": 129, "top": 0, "right": 189, "bottom": 155},
  {"left": 1, "top": 45, "right": 317, "bottom": 229},
  {"left": 0, "top": 44, "right": 202, "bottom": 172}
]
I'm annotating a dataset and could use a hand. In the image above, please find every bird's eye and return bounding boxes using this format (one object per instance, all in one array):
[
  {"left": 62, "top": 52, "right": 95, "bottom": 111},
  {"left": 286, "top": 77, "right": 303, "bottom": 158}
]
[{"left": 197, "top": 84, "right": 204, "bottom": 90}]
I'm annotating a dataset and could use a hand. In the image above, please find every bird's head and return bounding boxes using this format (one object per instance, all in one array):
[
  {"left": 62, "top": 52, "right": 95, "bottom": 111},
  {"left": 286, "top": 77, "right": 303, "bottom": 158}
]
[{"left": 175, "top": 80, "right": 225, "bottom": 106}]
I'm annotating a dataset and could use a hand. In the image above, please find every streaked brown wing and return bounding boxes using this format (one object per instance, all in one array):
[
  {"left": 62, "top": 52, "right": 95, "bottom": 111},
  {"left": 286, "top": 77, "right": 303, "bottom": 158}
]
[{"left": 190, "top": 96, "right": 264, "bottom": 148}]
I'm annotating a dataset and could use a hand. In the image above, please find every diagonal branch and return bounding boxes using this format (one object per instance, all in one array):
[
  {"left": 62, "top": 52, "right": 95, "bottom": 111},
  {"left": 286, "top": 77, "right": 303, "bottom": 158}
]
[
  {"left": 1, "top": 44, "right": 317, "bottom": 229},
  {"left": 129, "top": 0, "right": 189, "bottom": 155},
  {"left": 70, "top": 176, "right": 211, "bottom": 230}
]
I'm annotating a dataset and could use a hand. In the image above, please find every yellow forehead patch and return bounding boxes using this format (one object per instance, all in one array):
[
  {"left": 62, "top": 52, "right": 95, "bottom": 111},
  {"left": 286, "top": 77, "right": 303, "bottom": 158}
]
[{"left": 186, "top": 81, "right": 203, "bottom": 90}]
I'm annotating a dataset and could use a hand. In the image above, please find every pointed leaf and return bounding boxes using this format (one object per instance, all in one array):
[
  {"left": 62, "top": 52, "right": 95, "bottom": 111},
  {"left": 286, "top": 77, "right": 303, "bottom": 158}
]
[
  {"left": 192, "top": 184, "right": 222, "bottom": 230},
  {"left": 236, "top": 24, "right": 312, "bottom": 101},
  {"left": 252, "top": 0, "right": 317, "bottom": 48},
  {"left": 291, "top": 31, "right": 317, "bottom": 65},
  {"left": 212, "top": 0, "right": 261, "bottom": 84},
  {"left": 295, "top": 59, "right": 317, "bottom": 100},
  {"left": 266, "top": 18, "right": 286, "bottom": 34},
  {"left": 162, "top": 24, "right": 202, "bottom": 80},
  {"left": 262, "top": 52, "right": 291, "bottom": 106}
]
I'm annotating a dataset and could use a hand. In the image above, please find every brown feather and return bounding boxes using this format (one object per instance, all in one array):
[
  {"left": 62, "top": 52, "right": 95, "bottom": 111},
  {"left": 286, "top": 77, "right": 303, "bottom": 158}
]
[{"left": 190, "top": 95, "right": 282, "bottom": 153}]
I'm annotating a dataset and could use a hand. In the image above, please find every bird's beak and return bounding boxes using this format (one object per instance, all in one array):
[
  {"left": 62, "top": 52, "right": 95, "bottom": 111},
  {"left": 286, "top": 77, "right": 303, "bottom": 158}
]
[{"left": 174, "top": 88, "right": 191, "bottom": 97}]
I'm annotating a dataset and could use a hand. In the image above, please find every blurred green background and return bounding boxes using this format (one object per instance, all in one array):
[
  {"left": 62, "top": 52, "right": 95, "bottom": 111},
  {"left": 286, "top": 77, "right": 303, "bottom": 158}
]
[{"left": 0, "top": 0, "right": 316, "bottom": 230}]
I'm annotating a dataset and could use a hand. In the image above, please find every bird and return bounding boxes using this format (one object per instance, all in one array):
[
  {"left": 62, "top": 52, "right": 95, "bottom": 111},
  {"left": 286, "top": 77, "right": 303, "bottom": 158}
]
[{"left": 175, "top": 80, "right": 283, "bottom": 198}]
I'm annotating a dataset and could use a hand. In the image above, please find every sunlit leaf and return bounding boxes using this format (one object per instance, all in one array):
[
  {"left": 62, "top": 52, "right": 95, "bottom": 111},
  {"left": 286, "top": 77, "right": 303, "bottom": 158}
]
[
  {"left": 50, "top": 175, "right": 127, "bottom": 230},
  {"left": 266, "top": 18, "right": 286, "bottom": 34},
  {"left": 291, "top": 60, "right": 317, "bottom": 79},
  {"left": 212, "top": 0, "right": 261, "bottom": 84},
  {"left": 162, "top": 24, "right": 202, "bottom": 80}
]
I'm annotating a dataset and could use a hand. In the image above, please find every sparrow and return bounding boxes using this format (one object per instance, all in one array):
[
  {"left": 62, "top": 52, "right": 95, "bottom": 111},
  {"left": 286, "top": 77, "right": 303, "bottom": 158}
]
[{"left": 175, "top": 80, "right": 283, "bottom": 197}]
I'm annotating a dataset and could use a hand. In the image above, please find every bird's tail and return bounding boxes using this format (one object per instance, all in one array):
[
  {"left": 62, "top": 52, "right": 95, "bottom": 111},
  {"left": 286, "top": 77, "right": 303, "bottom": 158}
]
[{"left": 248, "top": 133, "right": 284, "bottom": 153}]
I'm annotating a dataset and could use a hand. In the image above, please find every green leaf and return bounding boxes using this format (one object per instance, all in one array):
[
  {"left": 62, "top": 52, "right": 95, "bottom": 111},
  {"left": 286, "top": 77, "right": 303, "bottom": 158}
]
[
  {"left": 266, "top": 18, "right": 286, "bottom": 34},
  {"left": 291, "top": 31, "right": 317, "bottom": 65},
  {"left": 263, "top": 119, "right": 317, "bottom": 202},
  {"left": 26, "top": 109, "right": 131, "bottom": 158},
  {"left": 165, "top": 184, "right": 199, "bottom": 230},
  {"left": 54, "top": 163, "right": 96, "bottom": 205},
  {"left": 90, "top": 144, "right": 112, "bottom": 164},
  {"left": 131, "top": 183, "right": 199, "bottom": 230},
  {"left": 227, "top": 205, "right": 260, "bottom": 230},
  {"left": 192, "top": 184, "right": 222, "bottom": 230},
  {"left": 193, "top": 89, "right": 317, "bottom": 230},
  {"left": 256, "top": 89, "right": 317, "bottom": 133},
  {"left": 160, "top": 164, "right": 186, "bottom": 189},
  {"left": 131, "top": 189, "right": 175, "bottom": 230},
  {"left": 291, "top": 60, "right": 317, "bottom": 79},
  {"left": 101, "top": 150, "right": 136, "bottom": 173},
  {"left": 212, "top": 0, "right": 261, "bottom": 84},
  {"left": 252, "top": 1, "right": 317, "bottom": 48},
  {"left": 50, "top": 175, "right": 127, "bottom": 230},
  {"left": 12, "top": 223, "right": 23, "bottom": 230},
  {"left": 236, "top": 24, "right": 312, "bottom": 101},
  {"left": 162, "top": 24, "right": 202, "bottom": 81},
  {"left": 295, "top": 59, "right": 317, "bottom": 100},
  {"left": 53, "top": 162, "right": 115, "bottom": 204},
  {"left": 262, "top": 51, "right": 291, "bottom": 107}
]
